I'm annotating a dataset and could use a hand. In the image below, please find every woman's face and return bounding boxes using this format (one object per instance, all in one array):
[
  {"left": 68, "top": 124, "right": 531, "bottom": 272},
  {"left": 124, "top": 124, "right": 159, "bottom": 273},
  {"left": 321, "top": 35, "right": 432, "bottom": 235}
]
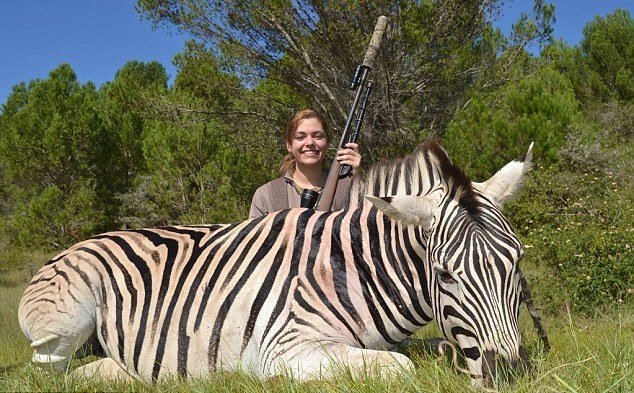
[{"left": 287, "top": 117, "right": 328, "bottom": 168}]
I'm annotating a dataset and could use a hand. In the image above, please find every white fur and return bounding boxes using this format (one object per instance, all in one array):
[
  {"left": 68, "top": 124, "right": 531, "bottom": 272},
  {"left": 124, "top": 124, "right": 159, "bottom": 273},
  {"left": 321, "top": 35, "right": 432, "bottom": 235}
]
[
  {"left": 365, "top": 194, "right": 440, "bottom": 229},
  {"left": 474, "top": 142, "right": 534, "bottom": 208}
]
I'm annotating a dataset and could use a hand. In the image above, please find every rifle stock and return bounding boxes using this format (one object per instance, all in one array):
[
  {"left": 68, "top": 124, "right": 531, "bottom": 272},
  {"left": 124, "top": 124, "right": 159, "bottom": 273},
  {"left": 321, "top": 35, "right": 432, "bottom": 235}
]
[
  {"left": 315, "top": 16, "right": 387, "bottom": 211},
  {"left": 315, "top": 157, "right": 343, "bottom": 211}
]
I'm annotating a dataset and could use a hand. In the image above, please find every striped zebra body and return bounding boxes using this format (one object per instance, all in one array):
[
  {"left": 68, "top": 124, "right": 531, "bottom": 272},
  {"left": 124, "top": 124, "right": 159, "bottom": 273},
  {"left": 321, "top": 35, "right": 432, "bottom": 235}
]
[{"left": 18, "top": 139, "right": 533, "bottom": 386}]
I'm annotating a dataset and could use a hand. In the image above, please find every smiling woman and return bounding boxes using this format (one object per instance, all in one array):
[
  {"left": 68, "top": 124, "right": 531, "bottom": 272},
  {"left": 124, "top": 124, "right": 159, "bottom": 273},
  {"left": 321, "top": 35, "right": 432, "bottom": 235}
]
[
  {"left": 248, "top": 109, "right": 362, "bottom": 218},
  {"left": 285, "top": 116, "right": 329, "bottom": 184}
]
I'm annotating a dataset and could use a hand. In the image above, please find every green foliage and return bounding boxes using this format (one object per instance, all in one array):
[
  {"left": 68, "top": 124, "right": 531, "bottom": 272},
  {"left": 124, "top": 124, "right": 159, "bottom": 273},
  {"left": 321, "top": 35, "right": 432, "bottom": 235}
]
[
  {"left": 173, "top": 41, "right": 242, "bottom": 107},
  {"left": 541, "top": 40, "right": 595, "bottom": 107},
  {"left": 0, "top": 65, "right": 115, "bottom": 247},
  {"left": 116, "top": 114, "right": 274, "bottom": 227},
  {"left": 545, "top": 10, "right": 633, "bottom": 106},
  {"left": 443, "top": 66, "right": 580, "bottom": 179},
  {"left": 506, "top": 96, "right": 633, "bottom": 313},
  {"left": 136, "top": 0, "right": 555, "bottom": 156},
  {"left": 1, "top": 65, "right": 101, "bottom": 190},
  {"left": 0, "top": 62, "right": 172, "bottom": 247},
  {"left": 508, "top": 0, "right": 555, "bottom": 50},
  {"left": 507, "top": 166, "right": 633, "bottom": 313},
  {"left": 100, "top": 60, "right": 170, "bottom": 184},
  {"left": 581, "top": 10, "right": 634, "bottom": 102},
  {"left": 8, "top": 184, "right": 106, "bottom": 249}
]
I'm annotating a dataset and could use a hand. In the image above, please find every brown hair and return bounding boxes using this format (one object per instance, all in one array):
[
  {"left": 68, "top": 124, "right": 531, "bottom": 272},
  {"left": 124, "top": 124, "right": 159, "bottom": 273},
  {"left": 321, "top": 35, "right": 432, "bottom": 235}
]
[{"left": 279, "top": 109, "right": 330, "bottom": 175}]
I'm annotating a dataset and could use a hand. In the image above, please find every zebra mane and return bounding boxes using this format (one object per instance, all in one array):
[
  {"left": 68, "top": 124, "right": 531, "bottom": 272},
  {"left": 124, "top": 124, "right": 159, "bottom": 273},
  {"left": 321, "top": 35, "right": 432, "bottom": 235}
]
[{"left": 347, "top": 139, "right": 481, "bottom": 217}]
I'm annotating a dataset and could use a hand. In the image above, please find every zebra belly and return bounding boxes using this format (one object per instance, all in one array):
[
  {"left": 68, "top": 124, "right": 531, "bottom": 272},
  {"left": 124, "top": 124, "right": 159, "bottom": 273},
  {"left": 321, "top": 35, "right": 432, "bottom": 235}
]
[
  {"left": 87, "top": 287, "right": 264, "bottom": 380},
  {"left": 97, "top": 272, "right": 283, "bottom": 381}
]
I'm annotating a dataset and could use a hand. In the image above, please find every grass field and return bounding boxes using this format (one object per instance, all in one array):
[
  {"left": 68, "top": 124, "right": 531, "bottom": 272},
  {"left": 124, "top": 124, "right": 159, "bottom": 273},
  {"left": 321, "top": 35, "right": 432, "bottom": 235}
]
[{"left": 1, "top": 265, "right": 631, "bottom": 392}]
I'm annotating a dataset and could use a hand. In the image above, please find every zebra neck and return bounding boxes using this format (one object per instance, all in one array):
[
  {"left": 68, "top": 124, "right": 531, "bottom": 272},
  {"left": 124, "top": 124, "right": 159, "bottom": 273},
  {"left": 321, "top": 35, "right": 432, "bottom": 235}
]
[{"left": 346, "top": 205, "right": 434, "bottom": 341}]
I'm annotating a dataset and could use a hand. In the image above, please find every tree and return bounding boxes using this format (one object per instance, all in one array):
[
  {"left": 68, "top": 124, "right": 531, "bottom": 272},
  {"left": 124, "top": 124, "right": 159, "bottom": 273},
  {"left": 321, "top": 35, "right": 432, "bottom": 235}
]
[
  {"left": 116, "top": 112, "right": 274, "bottom": 226},
  {"left": 541, "top": 40, "right": 595, "bottom": 106},
  {"left": 109, "top": 52, "right": 277, "bottom": 226},
  {"left": 581, "top": 9, "right": 633, "bottom": 102},
  {"left": 100, "top": 61, "right": 169, "bottom": 191},
  {"left": 542, "top": 10, "right": 633, "bottom": 109},
  {"left": 136, "top": 0, "right": 554, "bottom": 161},
  {"left": 442, "top": 66, "right": 580, "bottom": 179},
  {"left": 0, "top": 65, "right": 107, "bottom": 193},
  {"left": 0, "top": 65, "right": 115, "bottom": 247}
]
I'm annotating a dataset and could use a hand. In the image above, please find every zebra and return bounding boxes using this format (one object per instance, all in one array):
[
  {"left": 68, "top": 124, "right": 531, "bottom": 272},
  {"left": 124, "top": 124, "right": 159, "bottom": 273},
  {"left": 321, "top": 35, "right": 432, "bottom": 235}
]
[{"left": 18, "top": 139, "right": 533, "bottom": 387}]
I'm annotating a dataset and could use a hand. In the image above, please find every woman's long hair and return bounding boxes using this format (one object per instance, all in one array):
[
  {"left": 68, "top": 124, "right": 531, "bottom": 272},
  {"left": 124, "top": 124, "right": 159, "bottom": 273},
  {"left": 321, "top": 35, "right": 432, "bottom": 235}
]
[{"left": 279, "top": 109, "right": 330, "bottom": 175}]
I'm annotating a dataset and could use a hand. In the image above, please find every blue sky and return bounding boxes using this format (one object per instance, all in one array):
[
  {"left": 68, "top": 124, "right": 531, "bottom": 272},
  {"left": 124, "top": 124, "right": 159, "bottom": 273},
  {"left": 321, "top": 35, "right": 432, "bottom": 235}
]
[{"left": 1, "top": 1, "right": 632, "bottom": 105}]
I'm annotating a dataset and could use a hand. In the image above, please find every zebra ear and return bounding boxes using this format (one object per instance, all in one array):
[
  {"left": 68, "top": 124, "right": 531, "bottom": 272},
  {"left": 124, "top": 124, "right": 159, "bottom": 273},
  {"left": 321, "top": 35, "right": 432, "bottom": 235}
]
[
  {"left": 474, "top": 142, "right": 534, "bottom": 208},
  {"left": 365, "top": 195, "right": 438, "bottom": 228}
]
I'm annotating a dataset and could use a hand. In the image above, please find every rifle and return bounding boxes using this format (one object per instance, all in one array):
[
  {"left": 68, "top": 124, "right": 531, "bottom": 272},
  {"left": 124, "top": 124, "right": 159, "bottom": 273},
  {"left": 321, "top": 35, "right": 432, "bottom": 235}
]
[{"left": 310, "top": 15, "right": 388, "bottom": 211}]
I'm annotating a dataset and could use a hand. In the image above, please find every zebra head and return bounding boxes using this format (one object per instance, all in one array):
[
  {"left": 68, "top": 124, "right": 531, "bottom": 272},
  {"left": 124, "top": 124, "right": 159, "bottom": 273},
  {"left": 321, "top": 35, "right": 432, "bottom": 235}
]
[{"left": 365, "top": 141, "right": 534, "bottom": 387}]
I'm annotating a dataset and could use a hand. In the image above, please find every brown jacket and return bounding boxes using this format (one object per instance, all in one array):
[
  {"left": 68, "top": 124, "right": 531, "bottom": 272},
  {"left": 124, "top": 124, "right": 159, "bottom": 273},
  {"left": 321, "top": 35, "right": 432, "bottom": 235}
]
[{"left": 249, "top": 173, "right": 353, "bottom": 219}]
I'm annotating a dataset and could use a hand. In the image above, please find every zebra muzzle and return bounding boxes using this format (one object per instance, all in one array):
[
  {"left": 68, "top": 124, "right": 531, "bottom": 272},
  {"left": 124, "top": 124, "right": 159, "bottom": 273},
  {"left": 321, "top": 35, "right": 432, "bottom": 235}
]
[{"left": 481, "top": 346, "right": 531, "bottom": 387}]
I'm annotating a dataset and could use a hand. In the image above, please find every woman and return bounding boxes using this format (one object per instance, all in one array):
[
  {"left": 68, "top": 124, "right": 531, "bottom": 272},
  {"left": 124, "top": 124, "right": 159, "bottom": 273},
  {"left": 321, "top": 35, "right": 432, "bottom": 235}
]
[{"left": 249, "top": 109, "right": 361, "bottom": 219}]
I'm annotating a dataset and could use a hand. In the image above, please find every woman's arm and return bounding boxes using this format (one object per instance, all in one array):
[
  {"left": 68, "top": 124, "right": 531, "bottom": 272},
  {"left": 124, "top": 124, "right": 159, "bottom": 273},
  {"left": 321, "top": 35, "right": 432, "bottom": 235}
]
[{"left": 249, "top": 185, "right": 269, "bottom": 219}]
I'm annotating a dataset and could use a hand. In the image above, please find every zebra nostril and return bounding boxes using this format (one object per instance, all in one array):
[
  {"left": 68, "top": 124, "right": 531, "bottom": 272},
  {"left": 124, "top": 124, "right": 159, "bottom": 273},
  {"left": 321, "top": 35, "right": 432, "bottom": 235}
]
[
  {"left": 518, "top": 345, "right": 532, "bottom": 375},
  {"left": 481, "top": 350, "right": 513, "bottom": 386},
  {"left": 481, "top": 350, "right": 498, "bottom": 385},
  {"left": 481, "top": 348, "right": 530, "bottom": 387}
]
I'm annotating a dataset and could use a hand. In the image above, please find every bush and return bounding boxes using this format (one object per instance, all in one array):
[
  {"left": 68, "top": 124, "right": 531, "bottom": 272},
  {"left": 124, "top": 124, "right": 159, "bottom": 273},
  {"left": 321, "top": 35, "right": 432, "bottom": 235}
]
[
  {"left": 559, "top": 101, "right": 633, "bottom": 178},
  {"left": 116, "top": 116, "right": 276, "bottom": 227},
  {"left": 581, "top": 10, "right": 634, "bottom": 102},
  {"left": 507, "top": 166, "right": 633, "bottom": 313},
  {"left": 444, "top": 66, "right": 580, "bottom": 180},
  {"left": 9, "top": 184, "right": 106, "bottom": 249}
]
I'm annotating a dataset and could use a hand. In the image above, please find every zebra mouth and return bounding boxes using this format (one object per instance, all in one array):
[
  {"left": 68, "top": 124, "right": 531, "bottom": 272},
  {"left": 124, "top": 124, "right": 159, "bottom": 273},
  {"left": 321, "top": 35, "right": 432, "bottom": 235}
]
[{"left": 481, "top": 346, "right": 532, "bottom": 387}]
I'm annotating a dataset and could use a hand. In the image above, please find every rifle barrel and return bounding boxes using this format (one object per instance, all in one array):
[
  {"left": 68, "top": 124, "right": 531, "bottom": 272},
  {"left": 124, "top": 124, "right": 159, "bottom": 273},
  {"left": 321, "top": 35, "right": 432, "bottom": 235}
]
[{"left": 315, "top": 16, "right": 387, "bottom": 211}]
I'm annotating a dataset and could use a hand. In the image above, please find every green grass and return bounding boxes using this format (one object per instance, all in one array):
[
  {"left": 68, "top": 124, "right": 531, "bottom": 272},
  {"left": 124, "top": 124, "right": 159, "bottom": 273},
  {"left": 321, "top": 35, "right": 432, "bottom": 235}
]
[{"left": 1, "top": 266, "right": 631, "bottom": 392}]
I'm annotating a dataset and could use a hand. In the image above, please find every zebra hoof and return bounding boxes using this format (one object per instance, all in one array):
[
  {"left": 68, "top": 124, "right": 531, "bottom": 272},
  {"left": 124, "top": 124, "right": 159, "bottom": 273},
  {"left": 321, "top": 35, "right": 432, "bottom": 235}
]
[{"left": 31, "top": 351, "right": 69, "bottom": 373}]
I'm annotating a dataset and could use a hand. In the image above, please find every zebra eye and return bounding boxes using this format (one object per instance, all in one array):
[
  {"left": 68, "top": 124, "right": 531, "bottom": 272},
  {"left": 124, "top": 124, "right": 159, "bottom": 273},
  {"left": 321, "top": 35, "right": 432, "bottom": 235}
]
[{"left": 435, "top": 267, "right": 456, "bottom": 284}]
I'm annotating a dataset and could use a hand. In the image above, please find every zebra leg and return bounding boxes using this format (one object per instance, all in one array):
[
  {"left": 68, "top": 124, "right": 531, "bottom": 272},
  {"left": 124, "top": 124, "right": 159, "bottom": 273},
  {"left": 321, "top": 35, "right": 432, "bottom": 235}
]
[
  {"left": 31, "top": 326, "right": 90, "bottom": 373},
  {"left": 72, "top": 357, "right": 133, "bottom": 382},
  {"left": 19, "top": 265, "right": 98, "bottom": 373}
]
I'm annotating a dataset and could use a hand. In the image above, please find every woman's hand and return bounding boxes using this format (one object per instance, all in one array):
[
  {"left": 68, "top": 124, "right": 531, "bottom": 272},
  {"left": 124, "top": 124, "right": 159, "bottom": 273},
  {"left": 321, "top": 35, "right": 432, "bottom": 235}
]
[{"left": 337, "top": 143, "right": 362, "bottom": 175}]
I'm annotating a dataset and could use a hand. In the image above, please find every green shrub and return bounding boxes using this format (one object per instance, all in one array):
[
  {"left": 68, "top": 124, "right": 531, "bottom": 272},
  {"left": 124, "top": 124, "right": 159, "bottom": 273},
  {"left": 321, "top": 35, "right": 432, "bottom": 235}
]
[
  {"left": 581, "top": 10, "right": 634, "bottom": 102},
  {"left": 9, "top": 184, "right": 106, "bottom": 249},
  {"left": 507, "top": 166, "right": 633, "bottom": 313},
  {"left": 444, "top": 66, "right": 580, "bottom": 180},
  {"left": 116, "top": 116, "right": 276, "bottom": 228}
]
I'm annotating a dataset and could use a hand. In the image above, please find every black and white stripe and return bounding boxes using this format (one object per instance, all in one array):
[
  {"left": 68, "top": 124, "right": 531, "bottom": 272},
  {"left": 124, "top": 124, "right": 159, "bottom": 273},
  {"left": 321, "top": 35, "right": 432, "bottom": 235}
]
[{"left": 19, "top": 139, "right": 532, "bottom": 385}]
